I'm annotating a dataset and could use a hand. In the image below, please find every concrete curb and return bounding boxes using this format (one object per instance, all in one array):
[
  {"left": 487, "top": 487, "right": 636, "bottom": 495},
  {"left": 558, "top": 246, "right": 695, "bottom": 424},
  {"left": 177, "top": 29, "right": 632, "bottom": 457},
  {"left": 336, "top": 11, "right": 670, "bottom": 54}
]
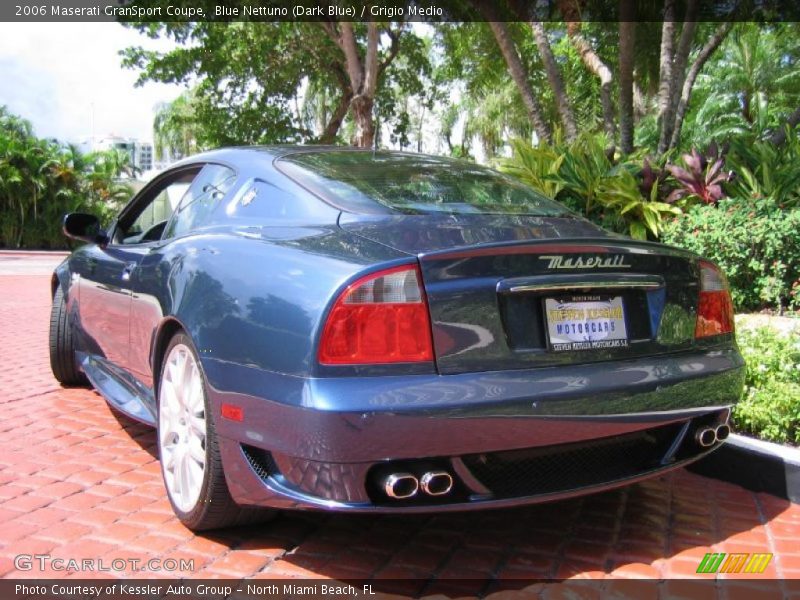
[{"left": 688, "top": 433, "right": 800, "bottom": 502}]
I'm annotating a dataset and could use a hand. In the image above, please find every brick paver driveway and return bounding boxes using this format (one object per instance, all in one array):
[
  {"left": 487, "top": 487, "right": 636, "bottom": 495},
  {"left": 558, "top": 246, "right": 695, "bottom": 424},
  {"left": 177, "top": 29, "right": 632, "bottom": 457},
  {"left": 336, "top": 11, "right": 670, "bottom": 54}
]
[{"left": 1, "top": 252, "right": 798, "bottom": 592}]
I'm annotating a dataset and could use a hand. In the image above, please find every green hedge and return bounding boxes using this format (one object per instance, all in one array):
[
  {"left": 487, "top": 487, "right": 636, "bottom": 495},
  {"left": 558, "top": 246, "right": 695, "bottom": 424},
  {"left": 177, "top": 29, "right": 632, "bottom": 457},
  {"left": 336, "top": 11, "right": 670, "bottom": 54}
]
[
  {"left": 733, "top": 324, "right": 800, "bottom": 445},
  {"left": 661, "top": 198, "right": 800, "bottom": 312}
]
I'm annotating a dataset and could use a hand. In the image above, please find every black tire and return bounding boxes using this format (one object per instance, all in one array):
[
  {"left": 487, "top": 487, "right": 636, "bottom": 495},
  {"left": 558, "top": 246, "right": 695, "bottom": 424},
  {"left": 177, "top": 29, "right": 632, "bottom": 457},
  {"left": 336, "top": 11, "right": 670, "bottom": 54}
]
[
  {"left": 49, "top": 286, "right": 88, "bottom": 385},
  {"left": 157, "top": 332, "right": 274, "bottom": 531}
]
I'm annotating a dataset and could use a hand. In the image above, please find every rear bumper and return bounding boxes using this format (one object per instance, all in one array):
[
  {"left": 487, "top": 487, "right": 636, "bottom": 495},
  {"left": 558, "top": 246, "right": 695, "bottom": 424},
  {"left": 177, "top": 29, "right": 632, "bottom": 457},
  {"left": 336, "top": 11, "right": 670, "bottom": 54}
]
[
  {"left": 220, "top": 433, "right": 726, "bottom": 513},
  {"left": 203, "top": 347, "right": 744, "bottom": 511}
]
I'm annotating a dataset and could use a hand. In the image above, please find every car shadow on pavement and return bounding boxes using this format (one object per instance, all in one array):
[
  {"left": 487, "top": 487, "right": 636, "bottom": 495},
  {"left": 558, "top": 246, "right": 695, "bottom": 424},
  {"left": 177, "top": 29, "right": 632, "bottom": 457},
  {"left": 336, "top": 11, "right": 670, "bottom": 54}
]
[
  {"left": 216, "top": 470, "right": 791, "bottom": 591},
  {"left": 108, "top": 406, "right": 158, "bottom": 460}
]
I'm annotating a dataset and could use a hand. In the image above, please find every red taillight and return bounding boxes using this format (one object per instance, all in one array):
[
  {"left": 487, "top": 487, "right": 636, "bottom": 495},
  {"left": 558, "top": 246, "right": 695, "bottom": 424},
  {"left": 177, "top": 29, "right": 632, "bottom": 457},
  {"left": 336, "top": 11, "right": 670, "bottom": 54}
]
[
  {"left": 319, "top": 265, "right": 434, "bottom": 365},
  {"left": 695, "top": 260, "right": 734, "bottom": 338}
]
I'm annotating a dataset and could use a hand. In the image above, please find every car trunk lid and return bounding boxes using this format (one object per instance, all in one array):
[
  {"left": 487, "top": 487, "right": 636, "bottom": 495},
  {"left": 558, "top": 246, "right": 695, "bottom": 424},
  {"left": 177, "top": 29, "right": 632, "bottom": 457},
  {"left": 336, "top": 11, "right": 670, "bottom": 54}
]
[{"left": 340, "top": 214, "right": 700, "bottom": 374}]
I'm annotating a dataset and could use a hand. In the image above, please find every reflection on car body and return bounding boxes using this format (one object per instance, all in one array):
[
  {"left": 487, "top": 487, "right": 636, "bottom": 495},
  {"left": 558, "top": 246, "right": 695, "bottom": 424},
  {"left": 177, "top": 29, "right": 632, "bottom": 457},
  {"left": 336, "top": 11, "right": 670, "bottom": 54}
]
[{"left": 49, "top": 147, "right": 744, "bottom": 530}]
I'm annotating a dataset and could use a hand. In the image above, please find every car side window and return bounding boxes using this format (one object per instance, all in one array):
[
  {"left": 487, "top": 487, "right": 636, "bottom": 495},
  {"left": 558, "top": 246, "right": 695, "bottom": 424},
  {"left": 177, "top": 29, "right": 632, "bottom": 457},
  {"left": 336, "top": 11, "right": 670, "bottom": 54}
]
[
  {"left": 117, "top": 169, "right": 201, "bottom": 245},
  {"left": 227, "top": 179, "right": 314, "bottom": 221},
  {"left": 164, "top": 164, "right": 237, "bottom": 239}
]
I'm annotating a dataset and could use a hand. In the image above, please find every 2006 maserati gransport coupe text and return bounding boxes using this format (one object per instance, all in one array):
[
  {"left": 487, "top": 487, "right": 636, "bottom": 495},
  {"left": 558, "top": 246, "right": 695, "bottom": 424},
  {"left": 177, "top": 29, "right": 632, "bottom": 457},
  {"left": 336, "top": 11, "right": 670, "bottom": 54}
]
[{"left": 49, "top": 147, "right": 744, "bottom": 530}]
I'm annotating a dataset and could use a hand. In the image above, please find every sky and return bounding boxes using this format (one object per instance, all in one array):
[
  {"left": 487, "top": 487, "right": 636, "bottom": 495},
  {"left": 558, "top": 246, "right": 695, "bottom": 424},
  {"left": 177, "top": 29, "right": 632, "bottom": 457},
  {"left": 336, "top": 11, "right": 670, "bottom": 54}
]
[{"left": 0, "top": 23, "right": 182, "bottom": 145}]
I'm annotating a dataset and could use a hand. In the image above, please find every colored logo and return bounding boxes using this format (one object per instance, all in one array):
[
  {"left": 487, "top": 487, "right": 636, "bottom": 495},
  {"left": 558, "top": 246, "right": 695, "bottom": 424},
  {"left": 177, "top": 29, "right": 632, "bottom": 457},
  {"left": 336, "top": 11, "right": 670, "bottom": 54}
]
[{"left": 696, "top": 552, "right": 772, "bottom": 574}]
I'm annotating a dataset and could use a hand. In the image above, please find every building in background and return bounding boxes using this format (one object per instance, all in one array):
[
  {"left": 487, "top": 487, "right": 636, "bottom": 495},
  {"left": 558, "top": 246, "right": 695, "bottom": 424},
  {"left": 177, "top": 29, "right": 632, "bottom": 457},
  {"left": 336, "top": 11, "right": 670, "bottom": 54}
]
[
  {"left": 134, "top": 142, "right": 154, "bottom": 172},
  {"left": 80, "top": 135, "right": 154, "bottom": 174}
]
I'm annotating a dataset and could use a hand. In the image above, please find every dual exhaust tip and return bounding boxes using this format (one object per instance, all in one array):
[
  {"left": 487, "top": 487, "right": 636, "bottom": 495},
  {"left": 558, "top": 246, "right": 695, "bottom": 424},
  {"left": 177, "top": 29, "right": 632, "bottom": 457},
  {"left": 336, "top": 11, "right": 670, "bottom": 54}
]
[
  {"left": 385, "top": 422, "right": 730, "bottom": 498},
  {"left": 696, "top": 423, "right": 730, "bottom": 448},
  {"left": 384, "top": 471, "right": 453, "bottom": 499}
]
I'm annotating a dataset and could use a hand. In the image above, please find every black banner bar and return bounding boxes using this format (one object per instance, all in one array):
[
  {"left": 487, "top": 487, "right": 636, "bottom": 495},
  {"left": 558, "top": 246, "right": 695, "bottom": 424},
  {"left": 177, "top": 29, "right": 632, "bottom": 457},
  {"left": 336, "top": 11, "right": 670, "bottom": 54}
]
[
  {"left": 6, "top": 578, "right": 800, "bottom": 600},
  {"left": 4, "top": 0, "right": 800, "bottom": 23}
]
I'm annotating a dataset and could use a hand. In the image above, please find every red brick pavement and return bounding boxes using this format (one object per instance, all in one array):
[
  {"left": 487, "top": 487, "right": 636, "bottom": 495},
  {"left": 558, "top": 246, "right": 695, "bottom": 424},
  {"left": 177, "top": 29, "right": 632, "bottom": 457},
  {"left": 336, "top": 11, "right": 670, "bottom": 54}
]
[{"left": 1, "top": 257, "right": 799, "bottom": 592}]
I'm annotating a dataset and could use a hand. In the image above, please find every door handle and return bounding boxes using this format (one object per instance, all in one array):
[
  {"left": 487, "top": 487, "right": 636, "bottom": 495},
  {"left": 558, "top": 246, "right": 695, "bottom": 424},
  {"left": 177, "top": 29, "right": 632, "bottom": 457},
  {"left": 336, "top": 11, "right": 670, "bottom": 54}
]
[{"left": 121, "top": 262, "right": 137, "bottom": 282}]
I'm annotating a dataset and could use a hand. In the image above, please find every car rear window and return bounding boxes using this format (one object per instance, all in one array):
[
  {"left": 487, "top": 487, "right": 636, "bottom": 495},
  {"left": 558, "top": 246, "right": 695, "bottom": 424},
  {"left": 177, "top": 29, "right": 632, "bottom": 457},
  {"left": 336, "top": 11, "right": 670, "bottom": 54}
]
[{"left": 277, "top": 151, "right": 571, "bottom": 217}]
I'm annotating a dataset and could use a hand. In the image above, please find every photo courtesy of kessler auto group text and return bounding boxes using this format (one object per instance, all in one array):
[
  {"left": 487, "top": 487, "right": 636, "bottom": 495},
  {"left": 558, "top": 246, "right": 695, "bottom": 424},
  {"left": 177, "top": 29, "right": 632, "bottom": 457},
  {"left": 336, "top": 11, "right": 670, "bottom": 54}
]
[{"left": 1, "top": 0, "right": 799, "bottom": 598}]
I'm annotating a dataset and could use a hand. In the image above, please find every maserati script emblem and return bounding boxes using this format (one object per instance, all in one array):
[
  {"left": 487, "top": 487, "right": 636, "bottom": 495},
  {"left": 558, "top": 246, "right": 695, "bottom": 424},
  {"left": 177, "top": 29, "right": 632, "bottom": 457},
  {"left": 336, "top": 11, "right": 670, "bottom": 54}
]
[{"left": 539, "top": 255, "right": 631, "bottom": 269}]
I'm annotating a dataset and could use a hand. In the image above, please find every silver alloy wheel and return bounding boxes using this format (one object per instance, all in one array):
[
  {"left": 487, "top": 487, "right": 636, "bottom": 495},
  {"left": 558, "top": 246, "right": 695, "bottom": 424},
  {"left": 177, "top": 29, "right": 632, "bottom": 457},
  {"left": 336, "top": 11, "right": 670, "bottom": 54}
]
[{"left": 158, "top": 343, "right": 207, "bottom": 513}]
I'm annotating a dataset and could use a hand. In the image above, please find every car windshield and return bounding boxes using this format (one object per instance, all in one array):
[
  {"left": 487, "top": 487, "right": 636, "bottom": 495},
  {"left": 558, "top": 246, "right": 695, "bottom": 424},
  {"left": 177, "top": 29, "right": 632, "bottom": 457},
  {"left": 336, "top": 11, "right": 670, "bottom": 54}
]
[{"left": 277, "top": 151, "right": 572, "bottom": 217}]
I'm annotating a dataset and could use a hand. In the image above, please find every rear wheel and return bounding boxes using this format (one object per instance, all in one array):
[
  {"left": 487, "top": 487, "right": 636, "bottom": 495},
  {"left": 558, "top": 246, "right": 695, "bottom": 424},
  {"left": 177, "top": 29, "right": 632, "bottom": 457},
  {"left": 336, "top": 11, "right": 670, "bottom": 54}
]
[
  {"left": 49, "top": 286, "right": 88, "bottom": 385},
  {"left": 157, "top": 332, "right": 272, "bottom": 530}
]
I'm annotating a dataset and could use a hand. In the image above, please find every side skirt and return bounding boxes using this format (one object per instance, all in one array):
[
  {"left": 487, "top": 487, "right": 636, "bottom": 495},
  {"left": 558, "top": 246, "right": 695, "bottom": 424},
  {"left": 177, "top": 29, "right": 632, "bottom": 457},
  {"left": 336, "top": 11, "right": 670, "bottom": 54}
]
[{"left": 79, "top": 353, "right": 156, "bottom": 427}]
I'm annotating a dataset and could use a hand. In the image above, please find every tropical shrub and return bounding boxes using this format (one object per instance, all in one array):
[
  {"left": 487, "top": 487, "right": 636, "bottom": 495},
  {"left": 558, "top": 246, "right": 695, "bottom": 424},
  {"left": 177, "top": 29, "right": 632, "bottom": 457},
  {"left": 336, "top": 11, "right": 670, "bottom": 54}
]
[
  {"left": 661, "top": 198, "right": 800, "bottom": 312},
  {"left": 500, "top": 138, "right": 564, "bottom": 199},
  {"left": 500, "top": 134, "right": 680, "bottom": 240},
  {"left": 724, "top": 130, "right": 800, "bottom": 209},
  {"left": 0, "top": 107, "right": 132, "bottom": 248},
  {"left": 596, "top": 169, "right": 681, "bottom": 240},
  {"left": 733, "top": 324, "right": 800, "bottom": 445},
  {"left": 665, "top": 146, "right": 731, "bottom": 205}
]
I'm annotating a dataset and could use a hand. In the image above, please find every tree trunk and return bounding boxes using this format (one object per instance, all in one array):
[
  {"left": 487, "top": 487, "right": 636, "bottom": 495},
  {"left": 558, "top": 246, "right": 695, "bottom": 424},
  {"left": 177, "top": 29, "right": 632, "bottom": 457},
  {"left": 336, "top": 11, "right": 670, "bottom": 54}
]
[
  {"left": 668, "top": 0, "right": 698, "bottom": 108},
  {"left": 659, "top": 0, "right": 698, "bottom": 153},
  {"left": 742, "top": 93, "right": 753, "bottom": 123},
  {"left": 769, "top": 105, "right": 800, "bottom": 146},
  {"left": 318, "top": 90, "right": 352, "bottom": 144},
  {"left": 633, "top": 80, "right": 648, "bottom": 119},
  {"left": 324, "top": 22, "right": 380, "bottom": 148},
  {"left": 350, "top": 96, "right": 375, "bottom": 148},
  {"left": 669, "top": 22, "right": 733, "bottom": 150},
  {"left": 565, "top": 22, "right": 616, "bottom": 139},
  {"left": 417, "top": 104, "right": 425, "bottom": 152},
  {"left": 17, "top": 197, "right": 25, "bottom": 248},
  {"left": 618, "top": 8, "right": 636, "bottom": 154},
  {"left": 485, "top": 19, "right": 552, "bottom": 143},
  {"left": 338, "top": 22, "right": 363, "bottom": 94},
  {"left": 530, "top": 21, "right": 577, "bottom": 141},
  {"left": 656, "top": 0, "right": 676, "bottom": 154}
]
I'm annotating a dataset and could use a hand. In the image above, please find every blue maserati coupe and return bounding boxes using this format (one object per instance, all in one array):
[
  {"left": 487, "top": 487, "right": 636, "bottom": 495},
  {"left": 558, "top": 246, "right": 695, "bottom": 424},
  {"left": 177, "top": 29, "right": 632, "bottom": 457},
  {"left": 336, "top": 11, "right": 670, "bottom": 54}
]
[{"left": 50, "top": 147, "right": 744, "bottom": 530}]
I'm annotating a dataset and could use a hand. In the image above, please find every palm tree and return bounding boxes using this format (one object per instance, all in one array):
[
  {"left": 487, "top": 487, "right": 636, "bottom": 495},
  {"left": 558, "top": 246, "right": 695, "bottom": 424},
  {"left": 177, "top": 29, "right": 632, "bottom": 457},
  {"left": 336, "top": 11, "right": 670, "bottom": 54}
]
[
  {"left": 529, "top": 22, "right": 578, "bottom": 141},
  {"left": 153, "top": 92, "right": 201, "bottom": 162},
  {"left": 678, "top": 23, "right": 799, "bottom": 146},
  {"left": 619, "top": 17, "right": 636, "bottom": 154},
  {"left": 1, "top": 106, "right": 135, "bottom": 248},
  {"left": 477, "top": 9, "right": 551, "bottom": 144}
]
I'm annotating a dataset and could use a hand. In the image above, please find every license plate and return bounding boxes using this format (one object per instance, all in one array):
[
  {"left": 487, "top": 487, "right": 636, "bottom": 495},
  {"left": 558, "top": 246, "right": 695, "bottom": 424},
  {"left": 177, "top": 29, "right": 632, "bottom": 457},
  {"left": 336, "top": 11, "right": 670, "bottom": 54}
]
[{"left": 544, "top": 295, "right": 629, "bottom": 352}]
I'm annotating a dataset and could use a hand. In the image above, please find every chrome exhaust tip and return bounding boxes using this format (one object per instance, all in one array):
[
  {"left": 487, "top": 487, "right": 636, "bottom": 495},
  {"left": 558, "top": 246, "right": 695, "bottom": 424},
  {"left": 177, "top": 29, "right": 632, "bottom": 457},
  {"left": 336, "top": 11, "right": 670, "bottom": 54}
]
[
  {"left": 696, "top": 427, "right": 716, "bottom": 448},
  {"left": 420, "top": 471, "right": 454, "bottom": 496},
  {"left": 383, "top": 473, "right": 419, "bottom": 499},
  {"left": 715, "top": 423, "right": 730, "bottom": 442}
]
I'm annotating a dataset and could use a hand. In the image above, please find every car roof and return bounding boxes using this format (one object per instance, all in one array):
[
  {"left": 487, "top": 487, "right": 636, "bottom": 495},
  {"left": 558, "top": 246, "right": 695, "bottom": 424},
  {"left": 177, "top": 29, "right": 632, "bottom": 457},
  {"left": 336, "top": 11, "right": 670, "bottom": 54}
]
[{"left": 170, "top": 145, "right": 475, "bottom": 169}]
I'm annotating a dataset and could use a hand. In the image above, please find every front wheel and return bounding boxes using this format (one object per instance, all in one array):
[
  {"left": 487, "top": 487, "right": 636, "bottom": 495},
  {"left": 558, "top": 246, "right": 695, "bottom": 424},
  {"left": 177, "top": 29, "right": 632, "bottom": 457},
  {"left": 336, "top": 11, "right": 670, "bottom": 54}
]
[
  {"left": 157, "top": 332, "right": 272, "bottom": 531},
  {"left": 49, "top": 286, "right": 88, "bottom": 385}
]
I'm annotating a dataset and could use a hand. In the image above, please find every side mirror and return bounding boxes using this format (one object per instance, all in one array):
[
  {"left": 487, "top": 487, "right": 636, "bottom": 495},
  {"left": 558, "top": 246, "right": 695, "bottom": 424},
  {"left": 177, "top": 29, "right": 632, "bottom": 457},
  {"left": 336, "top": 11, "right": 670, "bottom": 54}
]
[{"left": 62, "top": 213, "right": 109, "bottom": 246}]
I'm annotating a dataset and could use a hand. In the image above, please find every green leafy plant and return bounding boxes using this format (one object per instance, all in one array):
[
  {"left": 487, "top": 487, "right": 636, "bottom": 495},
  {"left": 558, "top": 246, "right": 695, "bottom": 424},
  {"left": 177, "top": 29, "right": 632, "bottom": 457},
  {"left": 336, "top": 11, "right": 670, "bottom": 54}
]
[
  {"left": 0, "top": 106, "right": 132, "bottom": 249},
  {"left": 725, "top": 130, "right": 800, "bottom": 208},
  {"left": 597, "top": 171, "right": 681, "bottom": 240},
  {"left": 555, "top": 133, "right": 617, "bottom": 215},
  {"left": 661, "top": 198, "right": 800, "bottom": 311},
  {"left": 733, "top": 324, "right": 800, "bottom": 445},
  {"left": 666, "top": 146, "right": 731, "bottom": 205},
  {"left": 638, "top": 156, "right": 670, "bottom": 201},
  {"left": 501, "top": 134, "right": 682, "bottom": 240},
  {"left": 498, "top": 138, "right": 564, "bottom": 199}
]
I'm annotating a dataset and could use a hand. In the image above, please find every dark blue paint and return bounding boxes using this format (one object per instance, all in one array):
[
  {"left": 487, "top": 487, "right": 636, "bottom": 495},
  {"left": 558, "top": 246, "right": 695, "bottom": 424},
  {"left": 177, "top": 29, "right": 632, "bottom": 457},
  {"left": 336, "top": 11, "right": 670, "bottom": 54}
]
[
  {"left": 53, "top": 146, "right": 745, "bottom": 513},
  {"left": 647, "top": 287, "right": 668, "bottom": 338}
]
